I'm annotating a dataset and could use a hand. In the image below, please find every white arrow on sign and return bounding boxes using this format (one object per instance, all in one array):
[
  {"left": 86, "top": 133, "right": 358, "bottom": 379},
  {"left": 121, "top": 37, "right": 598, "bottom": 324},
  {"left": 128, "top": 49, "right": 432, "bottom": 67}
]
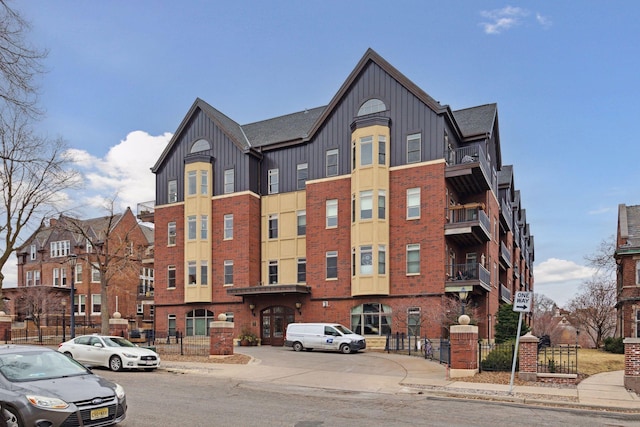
[{"left": 513, "top": 291, "right": 532, "bottom": 312}]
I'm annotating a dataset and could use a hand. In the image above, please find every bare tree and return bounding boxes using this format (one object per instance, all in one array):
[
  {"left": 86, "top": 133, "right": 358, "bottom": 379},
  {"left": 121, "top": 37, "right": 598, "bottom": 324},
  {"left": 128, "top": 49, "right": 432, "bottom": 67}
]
[
  {"left": 566, "top": 276, "right": 616, "bottom": 348},
  {"left": 532, "top": 293, "right": 559, "bottom": 339},
  {"left": 584, "top": 235, "right": 616, "bottom": 275},
  {"left": 15, "top": 285, "right": 54, "bottom": 341},
  {"left": 0, "top": 108, "right": 78, "bottom": 292}
]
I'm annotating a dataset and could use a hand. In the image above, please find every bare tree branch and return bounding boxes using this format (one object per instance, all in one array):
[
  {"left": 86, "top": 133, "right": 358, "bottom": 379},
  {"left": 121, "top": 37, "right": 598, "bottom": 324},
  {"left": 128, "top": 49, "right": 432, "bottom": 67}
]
[{"left": 566, "top": 276, "right": 616, "bottom": 348}]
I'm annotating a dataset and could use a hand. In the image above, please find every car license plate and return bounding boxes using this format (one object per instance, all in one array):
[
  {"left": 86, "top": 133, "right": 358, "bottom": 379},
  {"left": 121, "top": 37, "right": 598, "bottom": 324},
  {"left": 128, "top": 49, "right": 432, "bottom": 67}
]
[{"left": 91, "top": 407, "right": 109, "bottom": 420}]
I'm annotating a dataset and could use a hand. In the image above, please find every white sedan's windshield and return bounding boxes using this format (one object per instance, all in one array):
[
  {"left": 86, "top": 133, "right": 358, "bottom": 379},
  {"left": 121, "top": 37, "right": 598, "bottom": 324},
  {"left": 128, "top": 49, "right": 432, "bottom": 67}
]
[
  {"left": 0, "top": 351, "right": 87, "bottom": 382},
  {"left": 103, "top": 337, "right": 136, "bottom": 348}
]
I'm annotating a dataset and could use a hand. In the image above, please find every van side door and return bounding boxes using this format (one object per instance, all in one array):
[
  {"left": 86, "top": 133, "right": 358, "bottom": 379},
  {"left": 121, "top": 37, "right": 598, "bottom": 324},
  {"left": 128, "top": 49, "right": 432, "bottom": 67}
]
[{"left": 322, "top": 326, "right": 341, "bottom": 351}]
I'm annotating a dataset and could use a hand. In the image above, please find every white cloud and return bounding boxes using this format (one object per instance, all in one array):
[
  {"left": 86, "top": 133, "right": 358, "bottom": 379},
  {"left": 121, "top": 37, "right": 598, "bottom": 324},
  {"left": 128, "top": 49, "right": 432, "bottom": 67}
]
[
  {"left": 536, "top": 13, "right": 552, "bottom": 29},
  {"left": 480, "top": 6, "right": 551, "bottom": 34},
  {"left": 534, "top": 258, "right": 595, "bottom": 307}
]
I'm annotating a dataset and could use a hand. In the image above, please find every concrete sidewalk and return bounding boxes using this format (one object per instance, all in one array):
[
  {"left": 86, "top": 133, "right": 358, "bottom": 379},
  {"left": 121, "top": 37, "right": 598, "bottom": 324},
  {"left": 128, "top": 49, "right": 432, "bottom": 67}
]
[{"left": 161, "top": 349, "right": 640, "bottom": 413}]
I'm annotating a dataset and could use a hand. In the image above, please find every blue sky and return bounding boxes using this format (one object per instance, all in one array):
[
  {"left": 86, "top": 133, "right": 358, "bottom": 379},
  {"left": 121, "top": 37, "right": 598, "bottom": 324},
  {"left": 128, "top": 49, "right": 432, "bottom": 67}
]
[{"left": 6, "top": 1, "right": 639, "bottom": 306}]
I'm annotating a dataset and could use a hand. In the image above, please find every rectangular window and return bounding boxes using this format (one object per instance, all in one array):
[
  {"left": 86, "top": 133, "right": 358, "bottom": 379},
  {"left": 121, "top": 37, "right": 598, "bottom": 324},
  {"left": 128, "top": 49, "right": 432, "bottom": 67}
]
[
  {"left": 268, "top": 214, "right": 278, "bottom": 239},
  {"left": 91, "top": 266, "right": 100, "bottom": 283},
  {"left": 168, "top": 179, "right": 177, "bottom": 203},
  {"left": 378, "top": 135, "right": 386, "bottom": 165},
  {"left": 407, "top": 244, "right": 420, "bottom": 274},
  {"left": 360, "top": 190, "right": 372, "bottom": 220},
  {"left": 297, "top": 210, "right": 306, "bottom": 236},
  {"left": 224, "top": 214, "right": 233, "bottom": 240},
  {"left": 49, "top": 241, "right": 70, "bottom": 258},
  {"left": 268, "top": 168, "right": 279, "bottom": 194},
  {"left": 26, "top": 271, "right": 33, "bottom": 286},
  {"left": 352, "top": 248, "right": 356, "bottom": 277},
  {"left": 188, "top": 216, "right": 196, "bottom": 240},
  {"left": 326, "top": 199, "right": 337, "bottom": 228},
  {"left": 326, "top": 251, "right": 338, "bottom": 279},
  {"left": 224, "top": 169, "right": 234, "bottom": 194},
  {"left": 34, "top": 271, "right": 40, "bottom": 286},
  {"left": 86, "top": 240, "right": 93, "bottom": 253},
  {"left": 75, "top": 264, "right": 82, "bottom": 283},
  {"left": 360, "top": 245, "right": 373, "bottom": 275},
  {"left": 407, "top": 188, "right": 420, "bottom": 219},
  {"left": 200, "top": 170, "right": 209, "bottom": 195},
  {"left": 326, "top": 149, "right": 338, "bottom": 177},
  {"left": 636, "top": 261, "right": 640, "bottom": 285},
  {"left": 187, "top": 171, "right": 197, "bottom": 195},
  {"left": 360, "top": 136, "right": 373, "bottom": 166},
  {"left": 168, "top": 222, "right": 176, "bottom": 245},
  {"left": 200, "top": 261, "right": 208, "bottom": 285},
  {"left": 137, "top": 304, "right": 144, "bottom": 315},
  {"left": 188, "top": 261, "right": 197, "bottom": 285},
  {"left": 168, "top": 265, "right": 176, "bottom": 288},
  {"left": 407, "top": 133, "right": 421, "bottom": 163},
  {"left": 200, "top": 215, "right": 208, "bottom": 239},
  {"left": 224, "top": 260, "right": 234, "bottom": 285},
  {"left": 92, "top": 294, "right": 101, "bottom": 315},
  {"left": 168, "top": 315, "right": 176, "bottom": 336},
  {"left": 61, "top": 268, "right": 67, "bottom": 286},
  {"left": 53, "top": 268, "right": 60, "bottom": 286},
  {"left": 139, "top": 267, "right": 154, "bottom": 295},
  {"left": 268, "top": 260, "right": 278, "bottom": 284},
  {"left": 408, "top": 307, "right": 421, "bottom": 337},
  {"left": 30, "top": 244, "right": 36, "bottom": 260},
  {"left": 297, "top": 163, "right": 308, "bottom": 190},
  {"left": 378, "top": 190, "right": 386, "bottom": 219},
  {"left": 77, "top": 295, "right": 86, "bottom": 315},
  {"left": 378, "top": 245, "right": 386, "bottom": 274},
  {"left": 297, "top": 258, "right": 306, "bottom": 283},
  {"left": 352, "top": 140, "right": 356, "bottom": 171}
]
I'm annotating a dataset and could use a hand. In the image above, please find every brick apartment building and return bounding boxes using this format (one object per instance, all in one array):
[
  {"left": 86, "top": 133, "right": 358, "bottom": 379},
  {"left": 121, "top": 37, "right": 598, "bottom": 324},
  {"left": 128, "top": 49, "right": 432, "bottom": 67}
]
[
  {"left": 149, "top": 49, "right": 534, "bottom": 344},
  {"left": 615, "top": 204, "right": 640, "bottom": 337},
  {"left": 11, "top": 208, "right": 154, "bottom": 331}
]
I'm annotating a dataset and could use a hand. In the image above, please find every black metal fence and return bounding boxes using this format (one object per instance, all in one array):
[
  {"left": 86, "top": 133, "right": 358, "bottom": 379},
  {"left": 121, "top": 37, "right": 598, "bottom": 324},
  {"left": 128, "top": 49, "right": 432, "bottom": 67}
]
[
  {"left": 537, "top": 345, "right": 578, "bottom": 374},
  {"left": 140, "top": 331, "right": 210, "bottom": 356},
  {"left": 478, "top": 341, "right": 516, "bottom": 372},
  {"left": 8, "top": 326, "right": 100, "bottom": 346},
  {"left": 384, "top": 332, "right": 449, "bottom": 364}
]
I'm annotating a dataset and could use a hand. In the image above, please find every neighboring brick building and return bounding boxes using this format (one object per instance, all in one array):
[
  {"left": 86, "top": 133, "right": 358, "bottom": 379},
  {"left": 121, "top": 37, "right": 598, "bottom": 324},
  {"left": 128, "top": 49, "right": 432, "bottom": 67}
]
[
  {"left": 615, "top": 204, "right": 640, "bottom": 337},
  {"left": 149, "top": 49, "right": 535, "bottom": 344},
  {"left": 11, "top": 208, "right": 154, "bottom": 331}
]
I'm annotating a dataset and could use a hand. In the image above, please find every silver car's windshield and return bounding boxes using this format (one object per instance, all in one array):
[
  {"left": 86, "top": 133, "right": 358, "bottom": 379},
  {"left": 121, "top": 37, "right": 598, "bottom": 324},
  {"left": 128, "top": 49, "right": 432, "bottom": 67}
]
[{"left": 0, "top": 350, "right": 88, "bottom": 382}]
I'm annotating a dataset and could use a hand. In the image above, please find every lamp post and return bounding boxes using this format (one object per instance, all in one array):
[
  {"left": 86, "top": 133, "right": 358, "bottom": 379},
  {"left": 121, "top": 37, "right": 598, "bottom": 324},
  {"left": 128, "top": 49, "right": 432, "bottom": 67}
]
[
  {"left": 67, "top": 255, "right": 77, "bottom": 339},
  {"left": 61, "top": 299, "right": 66, "bottom": 342},
  {"left": 458, "top": 287, "right": 469, "bottom": 315}
]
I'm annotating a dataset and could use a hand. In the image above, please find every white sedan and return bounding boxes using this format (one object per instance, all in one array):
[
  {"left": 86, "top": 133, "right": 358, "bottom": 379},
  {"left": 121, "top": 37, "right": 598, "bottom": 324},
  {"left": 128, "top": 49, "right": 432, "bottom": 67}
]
[{"left": 58, "top": 334, "right": 161, "bottom": 372}]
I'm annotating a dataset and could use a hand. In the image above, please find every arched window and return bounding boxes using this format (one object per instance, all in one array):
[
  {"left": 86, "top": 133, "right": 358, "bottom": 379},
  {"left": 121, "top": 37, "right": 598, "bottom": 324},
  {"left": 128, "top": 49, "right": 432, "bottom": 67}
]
[
  {"left": 357, "top": 99, "right": 386, "bottom": 116},
  {"left": 350, "top": 303, "right": 392, "bottom": 336},
  {"left": 190, "top": 138, "right": 211, "bottom": 153},
  {"left": 186, "top": 308, "right": 214, "bottom": 336}
]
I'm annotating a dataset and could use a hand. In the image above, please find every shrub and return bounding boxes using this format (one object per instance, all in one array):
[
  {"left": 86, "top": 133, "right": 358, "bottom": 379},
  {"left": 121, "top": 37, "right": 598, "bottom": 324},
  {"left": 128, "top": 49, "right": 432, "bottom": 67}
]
[
  {"left": 481, "top": 343, "right": 517, "bottom": 371},
  {"left": 603, "top": 337, "right": 624, "bottom": 354}
]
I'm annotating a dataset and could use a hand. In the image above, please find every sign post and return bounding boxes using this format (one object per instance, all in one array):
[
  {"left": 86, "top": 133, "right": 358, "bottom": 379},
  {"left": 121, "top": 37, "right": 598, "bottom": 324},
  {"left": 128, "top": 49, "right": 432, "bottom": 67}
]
[{"left": 509, "top": 292, "right": 532, "bottom": 394}]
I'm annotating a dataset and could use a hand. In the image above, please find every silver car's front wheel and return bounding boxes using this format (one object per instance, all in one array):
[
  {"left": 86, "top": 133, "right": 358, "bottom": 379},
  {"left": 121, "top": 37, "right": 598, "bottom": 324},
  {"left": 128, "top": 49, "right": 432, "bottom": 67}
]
[{"left": 3, "top": 405, "right": 22, "bottom": 427}]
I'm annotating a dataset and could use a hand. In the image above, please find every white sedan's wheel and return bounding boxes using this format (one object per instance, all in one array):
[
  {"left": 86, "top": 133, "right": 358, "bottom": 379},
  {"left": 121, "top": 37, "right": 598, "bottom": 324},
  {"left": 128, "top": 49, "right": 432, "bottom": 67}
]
[{"left": 109, "top": 355, "right": 123, "bottom": 372}]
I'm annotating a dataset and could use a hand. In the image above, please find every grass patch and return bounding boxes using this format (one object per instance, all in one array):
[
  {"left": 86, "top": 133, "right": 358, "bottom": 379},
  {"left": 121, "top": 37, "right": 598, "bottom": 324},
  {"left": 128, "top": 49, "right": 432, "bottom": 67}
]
[{"left": 578, "top": 348, "right": 624, "bottom": 375}]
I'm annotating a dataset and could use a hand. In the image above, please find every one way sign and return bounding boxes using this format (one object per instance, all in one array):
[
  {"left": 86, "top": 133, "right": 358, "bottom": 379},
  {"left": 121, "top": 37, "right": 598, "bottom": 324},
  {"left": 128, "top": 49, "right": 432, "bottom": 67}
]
[{"left": 513, "top": 291, "right": 532, "bottom": 313}]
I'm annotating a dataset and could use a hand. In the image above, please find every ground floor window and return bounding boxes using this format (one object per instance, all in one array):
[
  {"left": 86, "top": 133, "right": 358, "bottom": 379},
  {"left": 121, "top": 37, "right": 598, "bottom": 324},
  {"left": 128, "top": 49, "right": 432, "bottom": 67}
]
[
  {"left": 351, "top": 303, "right": 392, "bottom": 335},
  {"left": 186, "top": 309, "right": 214, "bottom": 336},
  {"left": 636, "top": 309, "right": 640, "bottom": 338}
]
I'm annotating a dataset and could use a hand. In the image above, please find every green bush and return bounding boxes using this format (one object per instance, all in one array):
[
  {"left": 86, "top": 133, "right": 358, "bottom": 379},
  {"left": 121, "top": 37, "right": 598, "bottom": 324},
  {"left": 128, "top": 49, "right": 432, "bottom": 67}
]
[
  {"left": 603, "top": 337, "right": 624, "bottom": 354},
  {"left": 480, "top": 344, "right": 517, "bottom": 371}
]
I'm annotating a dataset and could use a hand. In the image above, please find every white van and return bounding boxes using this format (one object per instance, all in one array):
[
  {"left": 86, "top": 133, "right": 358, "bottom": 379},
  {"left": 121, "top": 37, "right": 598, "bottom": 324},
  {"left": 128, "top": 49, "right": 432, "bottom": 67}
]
[{"left": 284, "top": 323, "right": 366, "bottom": 354}]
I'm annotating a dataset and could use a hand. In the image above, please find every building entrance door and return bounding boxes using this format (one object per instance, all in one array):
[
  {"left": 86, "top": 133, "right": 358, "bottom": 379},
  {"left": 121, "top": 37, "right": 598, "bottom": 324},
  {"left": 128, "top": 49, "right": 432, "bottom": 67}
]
[{"left": 260, "top": 306, "right": 295, "bottom": 346}]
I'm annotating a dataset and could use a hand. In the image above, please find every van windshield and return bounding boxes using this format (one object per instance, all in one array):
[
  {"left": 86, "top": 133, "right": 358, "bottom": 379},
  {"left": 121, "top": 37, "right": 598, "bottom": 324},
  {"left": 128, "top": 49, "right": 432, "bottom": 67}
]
[{"left": 334, "top": 325, "right": 355, "bottom": 335}]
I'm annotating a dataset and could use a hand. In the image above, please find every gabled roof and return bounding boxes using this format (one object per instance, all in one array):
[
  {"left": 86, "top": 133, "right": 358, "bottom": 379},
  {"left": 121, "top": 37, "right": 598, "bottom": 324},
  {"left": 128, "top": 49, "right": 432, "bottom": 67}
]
[
  {"left": 452, "top": 103, "right": 497, "bottom": 139},
  {"left": 618, "top": 204, "right": 640, "bottom": 250},
  {"left": 243, "top": 106, "right": 325, "bottom": 148},
  {"left": 498, "top": 165, "right": 513, "bottom": 187}
]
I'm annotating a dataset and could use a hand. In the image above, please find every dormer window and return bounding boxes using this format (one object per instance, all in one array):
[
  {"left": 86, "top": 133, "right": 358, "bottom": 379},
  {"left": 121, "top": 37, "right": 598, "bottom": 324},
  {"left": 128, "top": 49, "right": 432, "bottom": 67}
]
[
  {"left": 358, "top": 99, "right": 386, "bottom": 116},
  {"left": 190, "top": 138, "right": 210, "bottom": 153}
]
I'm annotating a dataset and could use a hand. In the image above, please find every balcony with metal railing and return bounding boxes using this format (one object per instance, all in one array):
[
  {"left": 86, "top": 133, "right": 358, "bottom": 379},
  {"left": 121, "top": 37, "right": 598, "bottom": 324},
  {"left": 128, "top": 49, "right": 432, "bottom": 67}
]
[
  {"left": 500, "top": 283, "right": 512, "bottom": 303},
  {"left": 500, "top": 241, "right": 512, "bottom": 268},
  {"left": 445, "top": 262, "right": 491, "bottom": 293},
  {"left": 445, "top": 144, "right": 497, "bottom": 195},
  {"left": 137, "top": 201, "right": 155, "bottom": 223},
  {"left": 500, "top": 198, "right": 513, "bottom": 232},
  {"left": 445, "top": 204, "right": 491, "bottom": 245}
]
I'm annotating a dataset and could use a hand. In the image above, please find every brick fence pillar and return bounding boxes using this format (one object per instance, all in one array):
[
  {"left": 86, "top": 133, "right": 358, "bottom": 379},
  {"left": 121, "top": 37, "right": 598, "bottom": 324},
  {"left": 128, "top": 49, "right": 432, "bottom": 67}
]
[
  {"left": 0, "top": 312, "right": 11, "bottom": 343},
  {"left": 624, "top": 338, "right": 640, "bottom": 394},
  {"left": 518, "top": 332, "right": 539, "bottom": 382},
  {"left": 210, "top": 314, "right": 234, "bottom": 356},
  {"left": 449, "top": 315, "right": 478, "bottom": 378},
  {"left": 109, "top": 312, "right": 128, "bottom": 338}
]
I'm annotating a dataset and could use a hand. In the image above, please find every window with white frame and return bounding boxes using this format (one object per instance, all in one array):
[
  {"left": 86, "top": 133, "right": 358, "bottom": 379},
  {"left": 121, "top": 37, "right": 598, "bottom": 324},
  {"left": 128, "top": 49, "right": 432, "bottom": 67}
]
[
  {"left": 187, "top": 216, "right": 196, "bottom": 240},
  {"left": 360, "top": 136, "right": 373, "bottom": 166},
  {"left": 378, "top": 190, "right": 386, "bottom": 219},
  {"left": 168, "top": 179, "right": 178, "bottom": 203},
  {"left": 168, "top": 314, "right": 176, "bottom": 336},
  {"left": 357, "top": 98, "right": 386, "bottom": 116},
  {"left": 326, "top": 149, "right": 338, "bottom": 177},
  {"left": 407, "top": 244, "right": 420, "bottom": 274},
  {"left": 34, "top": 271, "right": 40, "bottom": 286},
  {"left": 297, "top": 163, "right": 308, "bottom": 190},
  {"left": 268, "top": 260, "right": 278, "bottom": 284},
  {"left": 137, "top": 304, "right": 144, "bottom": 315},
  {"left": 224, "top": 168, "right": 234, "bottom": 194},
  {"left": 200, "top": 215, "right": 208, "bottom": 239},
  {"left": 76, "top": 295, "right": 86, "bottom": 315},
  {"left": 360, "top": 190, "right": 372, "bottom": 220},
  {"left": 30, "top": 244, "right": 36, "bottom": 260},
  {"left": 26, "top": 271, "right": 33, "bottom": 286},
  {"left": 407, "top": 188, "right": 420, "bottom": 219},
  {"left": 53, "top": 268, "right": 60, "bottom": 287},
  {"left": 297, "top": 210, "right": 306, "bottom": 236},
  {"left": 360, "top": 245, "right": 373, "bottom": 275},
  {"left": 326, "top": 251, "right": 338, "bottom": 279},
  {"left": 268, "top": 214, "right": 278, "bottom": 239},
  {"left": 91, "top": 266, "right": 100, "bottom": 283},
  {"left": 268, "top": 168, "right": 279, "bottom": 194},
  {"left": 168, "top": 222, "right": 176, "bottom": 246},
  {"left": 224, "top": 214, "right": 233, "bottom": 240},
  {"left": 326, "top": 199, "right": 337, "bottom": 228},
  {"left": 86, "top": 240, "right": 93, "bottom": 253},
  {"left": 188, "top": 261, "right": 196, "bottom": 285},
  {"left": 62, "top": 268, "right": 67, "bottom": 286},
  {"left": 187, "top": 171, "right": 197, "bottom": 195},
  {"left": 200, "top": 170, "right": 209, "bottom": 195},
  {"left": 49, "top": 241, "right": 70, "bottom": 258},
  {"left": 378, "top": 135, "right": 386, "bottom": 165},
  {"left": 91, "top": 294, "right": 101, "bottom": 315},
  {"left": 75, "top": 264, "right": 82, "bottom": 283},
  {"left": 224, "top": 260, "right": 233, "bottom": 285},
  {"left": 200, "top": 261, "right": 208, "bottom": 285},
  {"left": 378, "top": 245, "right": 386, "bottom": 274},
  {"left": 297, "top": 258, "right": 306, "bottom": 283},
  {"left": 168, "top": 265, "right": 176, "bottom": 288},
  {"left": 407, "top": 133, "right": 421, "bottom": 163},
  {"left": 140, "top": 267, "right": 154, "bottom": 295}
]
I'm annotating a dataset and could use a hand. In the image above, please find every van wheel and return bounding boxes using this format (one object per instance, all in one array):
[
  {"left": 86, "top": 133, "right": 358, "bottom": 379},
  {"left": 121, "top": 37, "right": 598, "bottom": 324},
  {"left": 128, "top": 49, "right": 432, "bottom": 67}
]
[
  {"left": 340, "top": 344, "right": 352, "bottom": 354},
  {"left": 293, "top": 342, "right": 303, "bottom": 352}
]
